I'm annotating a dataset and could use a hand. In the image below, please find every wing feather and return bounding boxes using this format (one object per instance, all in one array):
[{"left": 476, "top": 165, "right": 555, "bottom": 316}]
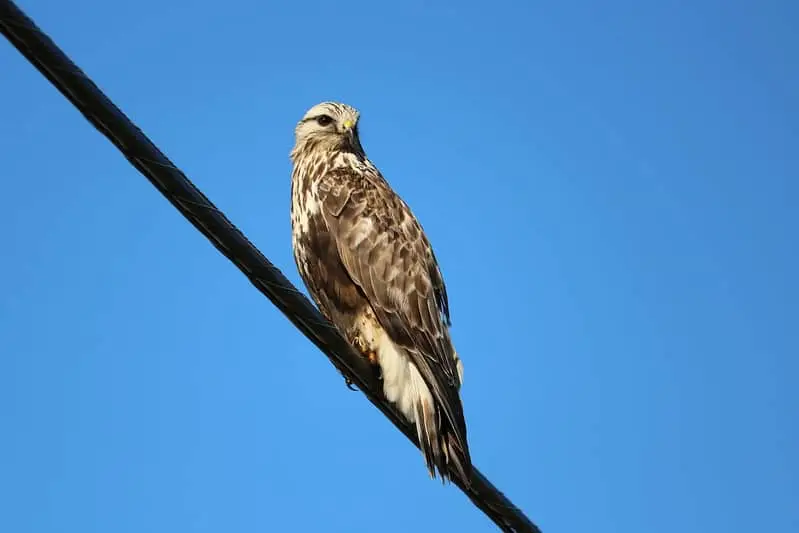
[{"left": 318, "top": 167, "right": 468, "bottom": 457}]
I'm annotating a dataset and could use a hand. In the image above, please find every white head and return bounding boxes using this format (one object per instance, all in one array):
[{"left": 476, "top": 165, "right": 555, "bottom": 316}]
[{"left": 291, "top": 101, "right": 365, "bottom": 160}]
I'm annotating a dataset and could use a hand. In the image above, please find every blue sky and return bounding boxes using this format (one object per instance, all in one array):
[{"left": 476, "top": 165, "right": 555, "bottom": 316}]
[{"left": 1, "top": 0, "right": 797, "bottom": 531}]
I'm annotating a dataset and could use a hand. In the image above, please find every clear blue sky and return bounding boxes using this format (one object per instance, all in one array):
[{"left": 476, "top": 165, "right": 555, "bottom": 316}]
[{"left": 1, "top": 0, "right": 797, "bottom": 531}]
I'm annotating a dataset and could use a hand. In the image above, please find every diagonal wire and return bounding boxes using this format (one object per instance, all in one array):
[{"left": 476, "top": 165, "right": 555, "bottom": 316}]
[{"left": 0, "top": 2, "right": 541, "bottom": 531}]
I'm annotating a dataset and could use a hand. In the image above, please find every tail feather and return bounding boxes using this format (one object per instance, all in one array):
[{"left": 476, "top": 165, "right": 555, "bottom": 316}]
[
  {"left": 444, "top": 430, "right": 472, "bottom": 487},
  {"left": 369, "top": 326, "right": 471, "bottom": 486},
  {"left": 415, "top": 399, "right": 472, "bottom": 487},
  {"left": 415, "top": 401, "right": 439, "bottom": 476}
]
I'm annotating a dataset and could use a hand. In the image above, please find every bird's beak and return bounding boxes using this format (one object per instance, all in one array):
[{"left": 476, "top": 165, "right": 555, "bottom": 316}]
[{"left": 342, "top": 119, "right": 357, "bottom": 143}]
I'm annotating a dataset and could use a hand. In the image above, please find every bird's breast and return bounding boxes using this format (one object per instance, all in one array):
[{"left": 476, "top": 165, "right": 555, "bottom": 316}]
[{"left": 291, "top": 177, "right": 320, "bottom": 236}]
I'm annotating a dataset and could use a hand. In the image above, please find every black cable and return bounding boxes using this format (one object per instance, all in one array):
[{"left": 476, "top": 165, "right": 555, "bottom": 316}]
[{"left": 0, "top": 2, "right": 541, "bottom": 531}]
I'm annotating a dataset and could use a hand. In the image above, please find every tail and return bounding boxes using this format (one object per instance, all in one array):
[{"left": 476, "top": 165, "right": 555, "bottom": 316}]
[
  {"left": 370, "top": 327, "right": 472, "bottom": 486},
  {"left": 415, "top": 399, "right": 473, "bottom": 487}
]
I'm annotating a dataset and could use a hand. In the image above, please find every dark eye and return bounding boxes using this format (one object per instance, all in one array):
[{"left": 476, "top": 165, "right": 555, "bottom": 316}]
[{"left": 316, "top": 115, "right": 333, "bottom": 126}]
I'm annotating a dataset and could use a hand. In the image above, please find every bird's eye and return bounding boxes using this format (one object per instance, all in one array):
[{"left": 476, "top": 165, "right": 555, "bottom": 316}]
[{"left": 316, "top": 115, "right": 333, "bottom": 126}]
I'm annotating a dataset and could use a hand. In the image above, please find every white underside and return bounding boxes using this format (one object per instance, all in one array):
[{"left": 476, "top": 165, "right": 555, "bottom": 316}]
[{"left": 355, "top": 312, "right": 434, "bottom": 426}]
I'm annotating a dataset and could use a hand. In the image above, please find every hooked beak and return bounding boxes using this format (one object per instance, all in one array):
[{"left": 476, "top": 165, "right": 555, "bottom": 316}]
[
  {"left": 342, "top": 119, "right": 355, "bottom": 140},
  {"left": 341, "top": 120, "right": 363, "bottom": 156}
]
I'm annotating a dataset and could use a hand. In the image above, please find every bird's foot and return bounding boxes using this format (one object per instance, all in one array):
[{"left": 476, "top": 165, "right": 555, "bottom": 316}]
[
  {"left": 348, "top": 332, "right": 382, "bottom": 379},
  {"left": 351, "top": 334, "right": 379, "bottom": 365},
  {"left": 351, "top": 333, "right": 368, "bottom": 354}
]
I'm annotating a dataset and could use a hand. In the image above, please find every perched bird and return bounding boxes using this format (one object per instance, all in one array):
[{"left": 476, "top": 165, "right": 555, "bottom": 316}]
[{"left": 289, "top": 101, "right": 471, "bottom": 484}]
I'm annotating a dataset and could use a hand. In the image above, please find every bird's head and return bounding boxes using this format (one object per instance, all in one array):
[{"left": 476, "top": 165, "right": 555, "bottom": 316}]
[{"left": 291, "top": 101, "right": 365, "bottom": 160}]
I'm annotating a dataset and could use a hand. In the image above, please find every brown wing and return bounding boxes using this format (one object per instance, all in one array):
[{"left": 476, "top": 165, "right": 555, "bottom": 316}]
[{"left": 317, "top": 167, "right": 468, "bottom": 455}]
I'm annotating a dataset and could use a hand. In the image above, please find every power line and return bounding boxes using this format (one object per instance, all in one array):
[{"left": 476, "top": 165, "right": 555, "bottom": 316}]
[{"left": 0, "top": 2, "right": 542, "bottom": 531}]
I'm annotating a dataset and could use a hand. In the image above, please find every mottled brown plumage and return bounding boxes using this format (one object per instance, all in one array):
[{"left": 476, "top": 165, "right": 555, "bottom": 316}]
[{"left": 290, "top": 102, "right": 471, "bottom": 485}]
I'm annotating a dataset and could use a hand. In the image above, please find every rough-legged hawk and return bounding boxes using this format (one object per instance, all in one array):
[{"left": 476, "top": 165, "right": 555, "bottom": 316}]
[{"left": 290, "top": 101, "right": 471, "bottom": 485}]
